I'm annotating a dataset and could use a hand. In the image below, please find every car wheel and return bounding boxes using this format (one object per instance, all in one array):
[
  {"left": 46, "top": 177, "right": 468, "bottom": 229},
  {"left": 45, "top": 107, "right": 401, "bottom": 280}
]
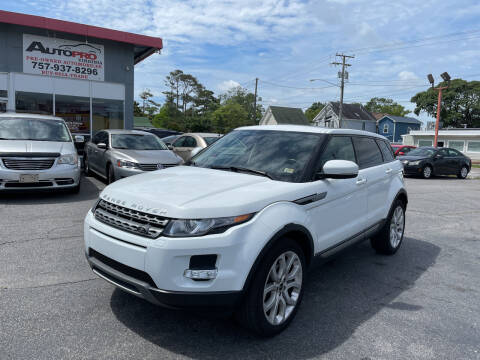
[
  {"left": 422, "top": 165, "right": 432, "bottom": 179},
  {"left": 107, "top": 164, "right": 115, "bottom": 184},
  {"left": 84, "top": 155, "right": 92, "bottom": 176},
  {"left": 371, "top": 199, "right": 406, "bottom": 255},
  {"left": 236, "top": 237, "right": 305, "bottom": 337},
  {"left": 457, "top": 165, "right": 469, "bottom": 179}
]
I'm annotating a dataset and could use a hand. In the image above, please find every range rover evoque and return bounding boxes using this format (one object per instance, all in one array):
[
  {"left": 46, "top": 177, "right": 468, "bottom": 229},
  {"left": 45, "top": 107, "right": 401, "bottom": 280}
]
[{"left": 84, "top": 125, "right": 407, "bottom": 336}]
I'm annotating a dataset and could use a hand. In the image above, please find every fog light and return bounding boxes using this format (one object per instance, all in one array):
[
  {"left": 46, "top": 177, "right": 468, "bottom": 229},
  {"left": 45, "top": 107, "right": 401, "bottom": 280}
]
[{"left": 184, "top": 268, "right": 218, "bottom": 280}]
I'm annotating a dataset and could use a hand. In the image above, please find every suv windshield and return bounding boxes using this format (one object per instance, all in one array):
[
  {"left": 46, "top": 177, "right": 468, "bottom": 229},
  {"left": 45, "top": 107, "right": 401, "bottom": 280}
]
[
  {"left": 0, "top": 117, "right": 71, "bottom": 142},
  {"left": 408, "top": 148, "right": 436, "bottom": 157},
  {"left": 192, "top": 130, "right": 325, "bottom": 182},
  {"left": 111, "top": 134, "right": 168, "bottom": 150}
]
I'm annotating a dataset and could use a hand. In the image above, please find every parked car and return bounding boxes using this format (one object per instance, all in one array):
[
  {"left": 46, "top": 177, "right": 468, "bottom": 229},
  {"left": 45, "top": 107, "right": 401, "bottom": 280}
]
[
  {"left": 135, "top": 128, "right": 182, "bottom": 139},
  {"left": 398, "top": 146, "right": 471, "bottom": 179},
  {"left": 391, "top": 144, "right": 416, "bottom": 157},
  {"left": 84, "top": 129, "right": 183, "bottom": 183},
  {"left": 85, "top": 125, "right": 407, "bottom": 336},
  {"left": 161, "top": 134, "right": 181, "bottom": 147},
  {"left": 0, "top": 112, "right": 82, "bottom": 192},
  {"left": 170, "top": 133, "right": 222, "bottom": 161}
]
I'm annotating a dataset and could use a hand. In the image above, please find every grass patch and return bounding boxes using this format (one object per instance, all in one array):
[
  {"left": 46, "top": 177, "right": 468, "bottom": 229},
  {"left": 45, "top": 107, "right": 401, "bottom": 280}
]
[{"left": 472, "top": 164, "right": 480, "bottom": 168}]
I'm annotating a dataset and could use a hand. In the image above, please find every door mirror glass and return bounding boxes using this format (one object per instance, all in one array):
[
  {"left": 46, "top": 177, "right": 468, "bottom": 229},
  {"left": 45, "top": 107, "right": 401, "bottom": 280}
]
[
  {"left": 167, "top": 144, "right": 173, "bottom": 150},
  {"left": 97, "top": 142, "right": 107, "bottom": 150},
  {"left": 74, "top": 135, "right": 85, "bottom": 143},
  {"left": 316, "top": 160, "right": 359, "bottom": 179}
]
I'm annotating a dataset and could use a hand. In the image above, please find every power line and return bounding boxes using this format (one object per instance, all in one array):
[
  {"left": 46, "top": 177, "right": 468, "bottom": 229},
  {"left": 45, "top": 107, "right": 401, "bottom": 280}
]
[{"left": 259, "top": 79, "right": 337, "bottom": 90}]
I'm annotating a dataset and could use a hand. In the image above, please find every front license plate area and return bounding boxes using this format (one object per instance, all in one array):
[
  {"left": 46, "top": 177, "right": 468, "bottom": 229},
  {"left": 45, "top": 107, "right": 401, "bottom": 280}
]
[{"left": 19, "top": 174, "right": 39, "bottom": 183}]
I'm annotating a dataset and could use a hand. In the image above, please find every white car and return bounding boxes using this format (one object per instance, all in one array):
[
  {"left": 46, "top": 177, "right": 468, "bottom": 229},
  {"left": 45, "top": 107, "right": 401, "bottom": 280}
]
[
  {"left": 84, "top": 125, "right": 407, "bottom": 336},
  {"left": 0, "top": 112, "right": 81, "bottom": 192}
]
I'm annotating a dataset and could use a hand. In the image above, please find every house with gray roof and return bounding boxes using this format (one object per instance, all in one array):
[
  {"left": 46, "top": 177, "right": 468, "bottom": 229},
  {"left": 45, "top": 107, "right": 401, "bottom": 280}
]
[
  {"left": 312, "top": 102, "right": 377, "bottom": 132},
  {"left": 377, "top": 115, "right": 422, "bottom": 143},
  {"left": 259, "top": 106, "right": 309, "bottom": 126}
]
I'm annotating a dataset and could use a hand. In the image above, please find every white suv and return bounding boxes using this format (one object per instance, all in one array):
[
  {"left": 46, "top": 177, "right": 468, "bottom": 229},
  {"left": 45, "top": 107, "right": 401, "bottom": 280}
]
[{"left": 84, "top": 125, "right": 407, "bottom": 336}]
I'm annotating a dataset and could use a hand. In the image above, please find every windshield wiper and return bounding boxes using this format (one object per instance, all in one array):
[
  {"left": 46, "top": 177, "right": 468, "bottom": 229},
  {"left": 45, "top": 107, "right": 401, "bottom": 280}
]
[{"left": 209, "top": 165, "right": 273, "bottom": 179}]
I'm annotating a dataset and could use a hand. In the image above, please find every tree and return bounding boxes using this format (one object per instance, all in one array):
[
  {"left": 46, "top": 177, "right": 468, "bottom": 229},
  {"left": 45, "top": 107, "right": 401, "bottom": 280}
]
[
  {"left": 211, "top": 103, "right": 249, "bottom": 133},
  {"left": 305, "top": 102, "right": 326, "bottom": 122},
  {"left": 220, "top": 86, "right": 263, "bottom": 124},
  {"left": 411, "top": 79, "right": 480, "bottom": 128},
  {"left": 139, "top": 89, "right": 160, "bottom": 119},
  {"left": 365, "top": 97, "right": 411, "bottom": 117},
  {"left": 152, "top": 102, "right": 183, "bottom": 131},
  {"left": 133, "top": 101, "right": 143, "bottom": 117}
]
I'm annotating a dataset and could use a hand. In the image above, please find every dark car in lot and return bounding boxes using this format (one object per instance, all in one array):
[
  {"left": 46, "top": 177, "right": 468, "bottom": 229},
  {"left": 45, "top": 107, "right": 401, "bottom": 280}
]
[
  {"left": 391, "top": 144, "right": 416, "bottom": 157},
  {"left": 398, "top": 147, "right": 471, "bottom": 179}
]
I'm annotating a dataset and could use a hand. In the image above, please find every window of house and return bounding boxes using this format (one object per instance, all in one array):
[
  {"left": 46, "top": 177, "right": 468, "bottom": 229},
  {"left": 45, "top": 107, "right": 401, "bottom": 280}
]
[
  {"left": 15, "top": 92, "right": 53, "bottom": 115},
  {"left": 418, "top": 139, "right": 433, "bottom": 147},
  {"left": 467, "top": 141, "right": 480, "bottom": 153},
  {"left": 383, "top": 124, "right": 389, "bottom": 133},
  {"left": 448, "top": 140, "right": 465, "bottom": 152},
  {"left": 353, "top": 137, "right": 384, "bottom": 169}
]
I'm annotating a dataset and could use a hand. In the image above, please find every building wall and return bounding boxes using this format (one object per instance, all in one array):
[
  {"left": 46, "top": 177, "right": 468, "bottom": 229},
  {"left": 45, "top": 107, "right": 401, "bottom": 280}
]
[
  {"left": 378, "top": 117, "right": 421, "bottom": 143},
  {"left": 394, "top": 122, "right": 420, "bottom": 143},
  {"left": 378, "top": 118, "right": 394, "bottom": 141},
  {"left": 259, "top": 109, "right": 277, "bottom": 125},
  {"left": 0, "top": 23, "right": 134, "bottom": 130}
]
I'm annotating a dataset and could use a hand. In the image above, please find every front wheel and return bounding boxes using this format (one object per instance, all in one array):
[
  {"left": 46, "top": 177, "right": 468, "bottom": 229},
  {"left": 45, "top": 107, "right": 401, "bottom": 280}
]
[
  {"left": 371, "top": 199, "right": 405, "bottom": 255},
  {"left": 422, "top": 165, "right": 433, "bottom": 179},
  {"left": 236, "top": 238, "right": 305, "bottom": 337},
  {"left": 457, "top": 165, "right": 469, "bottom": 179}
]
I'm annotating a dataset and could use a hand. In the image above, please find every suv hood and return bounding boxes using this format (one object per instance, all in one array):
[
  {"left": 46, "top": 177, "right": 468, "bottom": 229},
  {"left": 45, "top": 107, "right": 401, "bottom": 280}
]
[
  {"left": 113, "top": 149, "right": 181, "bottom": 164},
  {"left": 100, "top": 166, "right": 307, "bottom": 218},
  {"left": 0, "top": 140, "right": 74, "bottom": 155}
]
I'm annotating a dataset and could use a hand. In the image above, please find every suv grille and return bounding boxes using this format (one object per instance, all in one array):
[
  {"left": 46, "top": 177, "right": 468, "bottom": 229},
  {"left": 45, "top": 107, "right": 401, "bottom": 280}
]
[
  {"left": 2, "top": 158, "right": 55, "bottom": 170},
  {"left": 94, "top": 199, "right": 169, "bottom": 238},
  {"left": 138, "top": 163, "right": 177, "bottom": 171}
]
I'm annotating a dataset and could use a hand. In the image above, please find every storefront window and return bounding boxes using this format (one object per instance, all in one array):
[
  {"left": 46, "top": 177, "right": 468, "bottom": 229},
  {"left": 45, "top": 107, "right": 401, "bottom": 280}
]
[
  {"left": 418, "top": 139, "right": 433, "bottom": 147},
  {"left": 467, "top": 141, "right": 480, "bottom": 153},
  {"left": 55, "top": 95, "right": 90, "bottom": 134},
  {"left": 448, "top": 140, "right": 465, "bottom": 152},
  {"left": 16, "top": 92, "right": 53, "bottom": 115},
  {"left": 92, "top": 98, "right": 123, "bottom": 133}
]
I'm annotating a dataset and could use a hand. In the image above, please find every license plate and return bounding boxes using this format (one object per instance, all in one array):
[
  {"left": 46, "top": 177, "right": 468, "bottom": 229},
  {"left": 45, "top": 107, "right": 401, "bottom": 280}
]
[{"left": 19, "top": 174, "right": 39, "bottom": 183}]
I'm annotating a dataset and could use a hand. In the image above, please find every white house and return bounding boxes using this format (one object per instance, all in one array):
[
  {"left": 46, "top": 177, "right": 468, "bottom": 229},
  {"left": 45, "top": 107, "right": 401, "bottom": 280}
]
[
  {"left": 259, "top": 106, "right": 309, "bottom": 126},
  {"left": 312, "top": 102, "right": 377, "bottom": 133}
]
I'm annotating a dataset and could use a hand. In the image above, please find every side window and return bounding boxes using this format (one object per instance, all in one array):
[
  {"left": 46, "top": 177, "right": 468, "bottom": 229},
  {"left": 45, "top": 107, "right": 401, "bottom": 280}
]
[
  {"left": 184, "top": 136, "right": 197, "bottom": 147},
  {"left": 448, "top": 149, "right": 461, "bottom": 157},
  {"left": 172, "top": 137, "right": 186, "bottom": 147},
  {"left": 376, "top": 139, "right": 394, "bottom": 162},
  {"left": 316, "top": 136, "right": 356, "bottom": 170},
  {"left": 438, "top": 149, "right": 449, "bottom": 157},
  {"left": 402, "top": 147, "right": 411, "bottom": 153},
  {"left": 92, "top": 132, "right": 102, "bottom": 144},
  {"left": 352, "top": 137, "right": 384, "bottom": 169}
]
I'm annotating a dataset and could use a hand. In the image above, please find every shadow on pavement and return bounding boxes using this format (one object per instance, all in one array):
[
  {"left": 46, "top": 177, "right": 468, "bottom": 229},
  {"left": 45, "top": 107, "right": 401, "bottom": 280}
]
[
  {"left": 110, "top": 237, "right": 440, "bottom": 359},
  {"left": 0, "top": 176, "right": 103, "bottom": 204}
]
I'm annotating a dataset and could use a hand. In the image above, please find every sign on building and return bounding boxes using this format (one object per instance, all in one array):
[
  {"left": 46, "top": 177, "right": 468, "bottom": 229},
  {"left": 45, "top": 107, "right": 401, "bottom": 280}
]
[{"left": 23, "top": 34, "right": 104, "bottom": 81}]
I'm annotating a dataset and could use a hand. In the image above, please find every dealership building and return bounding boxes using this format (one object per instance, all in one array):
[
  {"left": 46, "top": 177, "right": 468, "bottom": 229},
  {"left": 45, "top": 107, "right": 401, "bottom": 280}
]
[{"left": 0, "top": 10, "right": 163, "bottom": 137}]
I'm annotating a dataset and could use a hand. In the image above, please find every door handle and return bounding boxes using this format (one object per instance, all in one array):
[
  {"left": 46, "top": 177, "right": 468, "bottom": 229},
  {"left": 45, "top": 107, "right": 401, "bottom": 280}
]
[
  {"left": 356, "top": 178, "right": 367, "bottom": 185},
  {"left": 385, "top": 168, "right": 393, "bottom": 174}
]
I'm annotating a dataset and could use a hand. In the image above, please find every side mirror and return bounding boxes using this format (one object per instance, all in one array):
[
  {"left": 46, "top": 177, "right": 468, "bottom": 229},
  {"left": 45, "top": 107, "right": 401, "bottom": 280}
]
[
  {"left": 435, "top": 153, "right": 443, "bottom": 159},
  {"left": 74, "top": 135, "right": 85, "bottom": 143},
  {"left": 97, "top": 142, "right": 107, "bottom": 150},
  {"left": 167, "top": 144, "right": 173, "bottom": 150},
  {"left": 190, "top": 147, "right": 203, "bottom": 157},
  {"left": 398, "top": 151, "right": 404, "bottom": 156},
  {"left": 316, "top": 160, "right": 359, "bottom": 180}
]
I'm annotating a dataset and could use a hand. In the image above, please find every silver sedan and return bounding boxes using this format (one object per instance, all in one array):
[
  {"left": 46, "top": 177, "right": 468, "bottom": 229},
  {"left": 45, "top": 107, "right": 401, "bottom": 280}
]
[{"left": 84, "top": 129, "right": 183, "bottom": 183}]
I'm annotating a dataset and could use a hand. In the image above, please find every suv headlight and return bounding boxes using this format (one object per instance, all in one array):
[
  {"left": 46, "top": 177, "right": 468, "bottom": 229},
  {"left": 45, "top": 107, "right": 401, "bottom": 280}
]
[
  {"left": 163, "top": 214, "right": 254, "bottom": 237},
  {"left": 117, "top": 159, "right": 139, "bottom": 168},
  {"left": 57, "top": 153, "right": 78, "bottom": 165},
  {"left": 409, "top": 160, "right": 421, "bottom": 165}
]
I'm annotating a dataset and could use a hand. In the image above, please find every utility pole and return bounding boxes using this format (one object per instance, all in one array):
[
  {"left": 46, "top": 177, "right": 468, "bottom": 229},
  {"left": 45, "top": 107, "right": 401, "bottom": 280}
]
[
  {"left": 427, "top": 72, "right": 450, "bottom": 147},
  {"left": 331, "top": 53, "right": 354, "bottom": 128},
  {"left": 253, "top": 77, "right": 258, "bottom": 124}
]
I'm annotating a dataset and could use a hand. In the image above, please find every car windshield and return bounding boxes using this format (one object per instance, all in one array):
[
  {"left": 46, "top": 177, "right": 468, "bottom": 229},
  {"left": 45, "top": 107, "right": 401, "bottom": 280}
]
[
  {"left": 203, "top": 136, "right": 220, "bottom": 145},
  {"left": 408, "top": 148, "right": 436, "bottom": 157},
  {"left": 0, "top": 117, "right": 71, "bottom": 142},
  {"left": 191, "top": 130, "right": 325, "bottom": 182},
  {"left": 111, "top": 134, "right": 168, "bottom": 150}
]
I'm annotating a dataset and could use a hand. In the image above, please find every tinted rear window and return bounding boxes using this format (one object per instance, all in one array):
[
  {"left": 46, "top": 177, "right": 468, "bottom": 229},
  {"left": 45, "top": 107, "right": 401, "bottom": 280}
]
[
  {"left": 376, "top": 139, "right": 394, "bottom": 162},
  {"left": 353, "top": 137, "right": 384, "bottom": 169}
]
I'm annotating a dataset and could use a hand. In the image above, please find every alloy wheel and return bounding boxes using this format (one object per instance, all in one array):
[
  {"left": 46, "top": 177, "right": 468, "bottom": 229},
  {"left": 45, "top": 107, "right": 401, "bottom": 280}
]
[
  {"left": 423, "top": 166, "right": 432, "bottom": 178},
  {"left": 389, "top": 205, "right": 404, "bottom": 248},
  {"left": 461, "top": 167, "right": 468, "bottom": 178},
  {"left": 263, "top": 251, "right": 302, "bottom": 326}
]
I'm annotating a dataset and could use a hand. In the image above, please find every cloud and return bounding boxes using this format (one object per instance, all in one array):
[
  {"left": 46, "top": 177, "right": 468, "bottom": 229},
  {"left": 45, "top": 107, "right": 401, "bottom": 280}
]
[
  {"left": 398, "top": 71, "right": 420, "bottom": 81},
  {"left": 217, "top": 80, "right": 241, "bottom": 92}
]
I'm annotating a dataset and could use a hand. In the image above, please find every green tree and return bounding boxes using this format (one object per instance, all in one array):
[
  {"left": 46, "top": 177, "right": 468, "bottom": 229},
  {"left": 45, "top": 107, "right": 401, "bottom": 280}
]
[
  {"left": 133, "top": 101, "right": 143, "bottom": 117},
  {"left": 305, "top": 102, "right": 326, "bottom": 122},
  {"left": 139, "top": 89, "right": 160, "bottom": 119},
  {"left": 219, "top": 86, "right": 263, "bottom": 124},
  {"left": 152, "top": 102, "right": 183, "bottom": 131},
  {"left": 211, "top": 103, "right": 249, "bottom": 133},
  {"left": 411, "top": 79, "right": 480, "bottom": 128},
  {"left": 365, "top": 97, "right": 411, "bottom": 117}
]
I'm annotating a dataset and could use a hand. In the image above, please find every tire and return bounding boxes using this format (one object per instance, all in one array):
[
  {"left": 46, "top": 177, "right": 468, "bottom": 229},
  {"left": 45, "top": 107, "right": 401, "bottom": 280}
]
[
  {"left": 235, "top": 237, "right": 306, "bottom": 337},
  {"left": 422, "top": 165, "right": 433, "bottom": 179},
  {"left": 107, "top": 164, "right": 115, "bottom": 184},
  {"left": 84, "top": 155, "right": 92, "bottom": 176},
  {"left": 457, "top": 165, "right": 469, "bottom": 179},
  {"left": 370, "top": 199, "right": 406, "bottom": 255}
]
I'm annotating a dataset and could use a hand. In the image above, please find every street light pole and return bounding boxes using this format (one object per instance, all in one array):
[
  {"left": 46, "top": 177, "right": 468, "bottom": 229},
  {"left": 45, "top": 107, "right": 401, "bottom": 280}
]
[{"left": 427, "top": 72, "right": 450, "bottom": 148}]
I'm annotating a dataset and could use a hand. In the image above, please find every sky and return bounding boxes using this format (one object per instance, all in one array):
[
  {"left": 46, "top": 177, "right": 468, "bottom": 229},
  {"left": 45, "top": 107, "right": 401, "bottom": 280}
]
[{"left": 2, "top": 0, "right": 480, "bottom": 124}]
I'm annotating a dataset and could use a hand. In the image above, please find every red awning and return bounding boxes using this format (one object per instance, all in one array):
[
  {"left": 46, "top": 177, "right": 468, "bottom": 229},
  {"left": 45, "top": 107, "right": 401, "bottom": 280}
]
[{"left": 0, "top": 10, "right": 163, "bottom": 64}]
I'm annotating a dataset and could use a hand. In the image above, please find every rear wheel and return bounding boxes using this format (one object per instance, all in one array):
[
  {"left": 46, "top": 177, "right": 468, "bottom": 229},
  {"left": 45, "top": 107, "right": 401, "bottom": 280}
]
[
  {"left": 457, "top": 165, "right": 469, "bottom": 179},
  {"left": 422, "top": 165, "right": 432, "bottom": 179},
  {"left": 236, "top": 237, "right": 305, "bottom": 337},
  {"left": 371, "top": 199, "right": 405, "bottom": 255},
  {"left": 107, "top": 164, "right": 115, "bottom": 184}
]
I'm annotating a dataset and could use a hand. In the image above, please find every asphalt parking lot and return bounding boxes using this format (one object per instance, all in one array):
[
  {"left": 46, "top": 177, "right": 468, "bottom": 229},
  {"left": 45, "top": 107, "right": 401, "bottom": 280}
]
[{"left": 1, "top": 175, "right": 479, "bottom": 360}]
